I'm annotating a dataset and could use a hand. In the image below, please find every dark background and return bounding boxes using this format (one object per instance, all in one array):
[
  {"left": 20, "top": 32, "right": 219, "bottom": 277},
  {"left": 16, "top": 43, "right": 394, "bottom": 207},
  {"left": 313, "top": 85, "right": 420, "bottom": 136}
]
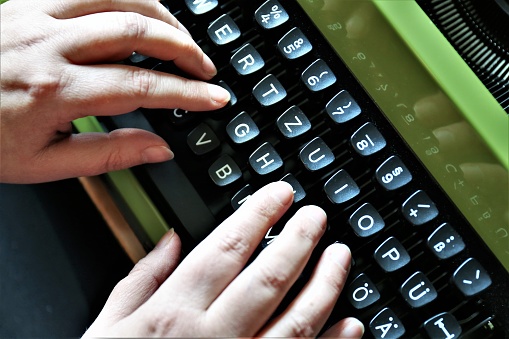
[{"left": 0, "top": 179, "right": 133, "bottom": 337}]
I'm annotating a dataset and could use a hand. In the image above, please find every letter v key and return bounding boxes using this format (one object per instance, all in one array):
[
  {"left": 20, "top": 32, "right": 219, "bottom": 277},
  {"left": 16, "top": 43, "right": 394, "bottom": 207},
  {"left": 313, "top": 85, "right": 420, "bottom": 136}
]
[
  {"left": 196, "top": 133, "right": 212, "bottom": 145},
  {"left": 187, "top": 123, "right": 220, "bottom": 155}
]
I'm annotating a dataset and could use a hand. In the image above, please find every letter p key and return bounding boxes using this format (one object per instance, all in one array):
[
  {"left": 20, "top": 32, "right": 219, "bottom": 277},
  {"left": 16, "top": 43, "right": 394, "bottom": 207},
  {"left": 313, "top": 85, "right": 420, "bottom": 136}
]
[
  {"left": 375, "top": 237, "right": 410, "bottom": 272},
  {"left": 382, "top": 247, "right": 401, "bottom": 261}
]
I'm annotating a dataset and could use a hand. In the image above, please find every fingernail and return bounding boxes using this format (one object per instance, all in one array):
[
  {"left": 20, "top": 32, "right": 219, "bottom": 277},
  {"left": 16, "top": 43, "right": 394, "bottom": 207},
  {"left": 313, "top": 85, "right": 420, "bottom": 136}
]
[
  {"left": 202, "top": 53, "right": 217, "bottom": 78},
  {"left": 208, "top": 84, "right": 231, "bottom": 105},
  {"left": 155, "top": 228, "right": 175, "bottom": 249},
  {"left": 342, "top": 318, "right": 365, "bottom": 338},
  {"left": 269, "top": 181, "right": 294, "bottom": 206},
  {"left": 142, "top": 146, "right": 174, "bottom": 163},
  {"left": 329, "top": 243, "right": 352, "bottom": 271}
]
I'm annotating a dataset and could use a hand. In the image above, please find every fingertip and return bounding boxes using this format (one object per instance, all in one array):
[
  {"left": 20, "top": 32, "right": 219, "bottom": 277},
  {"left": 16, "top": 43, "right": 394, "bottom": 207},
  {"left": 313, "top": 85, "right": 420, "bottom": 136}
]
[
  {"left": 208, "top": 84, "right": 231, "bottom": 106},
  {"left": 342, "top": 317, "right": 365, "bottom": 338},
  {"left": 327, "top": 243, "right": 352, "bottom": 272},
  {"left": 323, "top": 317, "right": 364, "bottom": 338},
  {"left": 141, "top": 145, "right": 174, "bottom": 163},
  {"left": 154, "top": 228, "right": 176, "bottom": 250},
  {"left": 299, "top": 204, "right": 327, "bottom": 225},
  {"left": 267, "top": 181, "right": 295, "bottom": 206}
]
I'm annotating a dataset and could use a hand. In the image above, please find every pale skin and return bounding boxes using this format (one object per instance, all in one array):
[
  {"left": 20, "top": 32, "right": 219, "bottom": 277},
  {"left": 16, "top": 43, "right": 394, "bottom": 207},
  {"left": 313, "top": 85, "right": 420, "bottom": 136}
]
[{"left": 1, "top": 0, "right": 364, "bottom": 337}]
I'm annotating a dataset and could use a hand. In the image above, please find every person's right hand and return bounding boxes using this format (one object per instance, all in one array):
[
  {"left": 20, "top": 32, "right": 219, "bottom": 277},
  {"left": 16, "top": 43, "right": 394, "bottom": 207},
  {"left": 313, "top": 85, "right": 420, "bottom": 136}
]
[
  {"left": 83, "top": 182, "right": 364, "bottom": 338},
  {"left": 0, "top": 0, "right": 230, "bottom": 184}
]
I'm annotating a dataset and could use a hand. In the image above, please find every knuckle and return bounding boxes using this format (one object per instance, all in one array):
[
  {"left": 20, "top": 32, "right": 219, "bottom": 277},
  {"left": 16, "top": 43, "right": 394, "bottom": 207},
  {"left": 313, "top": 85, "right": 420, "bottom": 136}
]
[
  {"left": 115, "top": 260, "right": 159, "bottom": 292},
  {"left": 216, "top": 231, "right": 251, "bottom": 262},
  {"left": 247, "top": 198, "right": 281, "bottom": 226},
  {"left": 128, "top": 257, "right": 154, "bottom": 280},
  {"left": 178, "top": 80, "right": 200, "bottom": 100},
  {"left": 256, "top": 264, "right": 290, "bottom": 293},
  {"left": 126, "top": 68, "right": 155, "bottom": 99},
  {"left": 100, "top": 130, "right": 142, "bottom": 173},
  {"left": 27, "top": 69, "right": 69, "bottom": 99},
  {"left": 178, "top": 36, "right": 199, "bottom": 56},
  {"left": 119, "top": 12, "right": 147, "bottom": 41},
  {"left": 287, "top": 313, "right": 316, "bottom": 337},
  {"left": 181, "top": 79, "right": 210, "bottom": 100},
  {"left": 103, "top": 146, "right": 128, "bottom": 173},
  {"left": 145, "top": 312, "right": 178, "bottom": 337}
]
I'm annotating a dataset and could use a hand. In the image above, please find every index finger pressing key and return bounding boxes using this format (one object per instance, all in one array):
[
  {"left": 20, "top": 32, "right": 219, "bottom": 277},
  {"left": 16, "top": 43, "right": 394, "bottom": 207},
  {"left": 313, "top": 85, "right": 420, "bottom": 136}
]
[
  {"left": 205, "top": 205, "right": 328, "bottom": 336},
  {"left": 157, "top": 182, "right": 295, "bottom": 308}
]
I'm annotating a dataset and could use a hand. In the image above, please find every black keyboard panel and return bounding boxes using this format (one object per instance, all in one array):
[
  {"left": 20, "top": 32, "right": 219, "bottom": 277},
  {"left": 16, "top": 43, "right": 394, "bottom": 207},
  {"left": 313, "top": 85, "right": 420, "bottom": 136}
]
[{"left": 98, "top": 0, "right": 509, "bottom": 337}]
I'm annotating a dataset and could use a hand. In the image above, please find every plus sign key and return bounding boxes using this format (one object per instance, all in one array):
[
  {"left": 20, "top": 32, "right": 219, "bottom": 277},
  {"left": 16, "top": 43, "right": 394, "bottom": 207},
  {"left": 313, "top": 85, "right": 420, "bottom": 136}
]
[{"left": 402, "top": 190, "right": 439, "bottom": 226}]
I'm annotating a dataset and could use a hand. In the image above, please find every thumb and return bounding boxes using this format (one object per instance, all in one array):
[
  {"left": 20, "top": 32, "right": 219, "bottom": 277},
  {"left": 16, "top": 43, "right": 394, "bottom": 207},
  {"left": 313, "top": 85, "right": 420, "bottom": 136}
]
[
  {"left": 84, "top": 230, "right": 181, "bottom": 336},
  {"left": 37, "top": 128, "right": 173, "bottom": 182}
]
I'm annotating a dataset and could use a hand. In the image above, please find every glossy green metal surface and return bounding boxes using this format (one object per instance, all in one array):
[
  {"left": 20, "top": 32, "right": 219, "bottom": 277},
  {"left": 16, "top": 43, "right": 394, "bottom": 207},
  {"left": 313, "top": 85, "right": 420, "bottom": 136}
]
[{"left": 298, "top": 0, "right": 508, "bottom": 270}]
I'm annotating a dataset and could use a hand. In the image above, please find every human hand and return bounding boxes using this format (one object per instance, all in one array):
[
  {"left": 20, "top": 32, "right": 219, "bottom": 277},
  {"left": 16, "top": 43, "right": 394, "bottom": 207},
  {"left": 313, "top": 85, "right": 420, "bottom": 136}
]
[
  {"left": 0, "top": 0, "right": 230, "bottom": 183},
  {"left": 83, "top": 182, "right": 364, "bottom": 337}
]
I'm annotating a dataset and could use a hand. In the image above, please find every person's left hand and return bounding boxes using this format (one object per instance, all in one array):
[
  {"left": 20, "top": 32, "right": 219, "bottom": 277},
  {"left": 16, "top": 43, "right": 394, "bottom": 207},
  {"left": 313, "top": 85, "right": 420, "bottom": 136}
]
[{"left": 0, "top": 0, "right": 230, "bottom": 183}]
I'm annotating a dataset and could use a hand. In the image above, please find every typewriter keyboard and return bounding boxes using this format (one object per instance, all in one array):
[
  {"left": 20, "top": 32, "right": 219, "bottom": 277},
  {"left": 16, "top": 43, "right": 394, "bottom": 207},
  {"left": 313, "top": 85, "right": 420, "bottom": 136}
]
[{"left": 98, "top": 0, "right": 509, "bottom": 337}]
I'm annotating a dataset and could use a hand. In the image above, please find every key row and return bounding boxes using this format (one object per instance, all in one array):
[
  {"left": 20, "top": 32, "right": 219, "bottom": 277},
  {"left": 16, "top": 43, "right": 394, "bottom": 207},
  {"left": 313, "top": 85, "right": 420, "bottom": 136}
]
[
  {"left": 206, "top": 4, "right": 303, "bottom": 57},
  {"left": 170, "top": 65, "right": 353, "bottom": 129},
  {"left": 370, "top": 308, "right": 461, "bottom": 339},
  {"left": 375, "top": 222, "right": 466, "bottom": 273},
  {"left": 182, "top": 0, "right": 291, "bottom": 31},
  {"left": 188, "top": 105, "right": 377, "bottom": 156},
  {"left": 209, "top": 140, "right": 412, "bottom": 193},
  {"left": 366, "top": 257, "right": 491, "bottom": 338}
]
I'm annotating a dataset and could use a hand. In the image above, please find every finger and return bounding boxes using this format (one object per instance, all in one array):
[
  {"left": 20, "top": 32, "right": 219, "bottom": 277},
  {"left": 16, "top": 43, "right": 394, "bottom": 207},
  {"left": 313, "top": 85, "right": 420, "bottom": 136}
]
[
  {"left": 157, "top": 182, "right": 294, "bottom": 308},
  {"left": 461, "top": 163, "right": 509, "bottom": 191},
  {"left": 44, "top": 0, "right": 189, "bottom": 35},
  {"left": 433, "top": 121, "right": 491, "bottom": 162},
  {"left": 87, "top": 230, "right": 181, "bottom": 332},
  {"left": 206, "top": 205, "right": 328, "bottom": 336},
  {"left": 61, "top": 12, "right": 215, "bottom": 79},
  {"left": 414, "top": 92, "right": 459, "bottom": 129},
  {"left": 461, "top": 162, "right": 509, "bottom": 216},
  {"left": 320, "top": 317, "right": 365, "bottom": 338},
  {"left": 25, "top": 129, "right": 173, "bottom": 183},
  {"left": 60, "top": 64, "right": 230, "bottom": 120},
  {"left": 258, "top": 243, "right": 351, "bottom": 337}
]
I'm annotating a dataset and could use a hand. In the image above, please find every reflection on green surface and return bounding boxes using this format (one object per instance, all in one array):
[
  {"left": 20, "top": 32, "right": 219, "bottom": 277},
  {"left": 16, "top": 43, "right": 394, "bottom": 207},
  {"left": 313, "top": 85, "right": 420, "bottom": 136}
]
[{"left": 297, "top": 0, "right": 508, "bottom": 270}]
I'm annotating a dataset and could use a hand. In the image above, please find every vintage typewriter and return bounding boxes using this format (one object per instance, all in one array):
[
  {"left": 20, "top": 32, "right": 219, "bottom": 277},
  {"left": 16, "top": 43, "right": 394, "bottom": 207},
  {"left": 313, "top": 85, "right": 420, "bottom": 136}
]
[{"left": 74, "top": 0, "right": 509, "bottom": 337}]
